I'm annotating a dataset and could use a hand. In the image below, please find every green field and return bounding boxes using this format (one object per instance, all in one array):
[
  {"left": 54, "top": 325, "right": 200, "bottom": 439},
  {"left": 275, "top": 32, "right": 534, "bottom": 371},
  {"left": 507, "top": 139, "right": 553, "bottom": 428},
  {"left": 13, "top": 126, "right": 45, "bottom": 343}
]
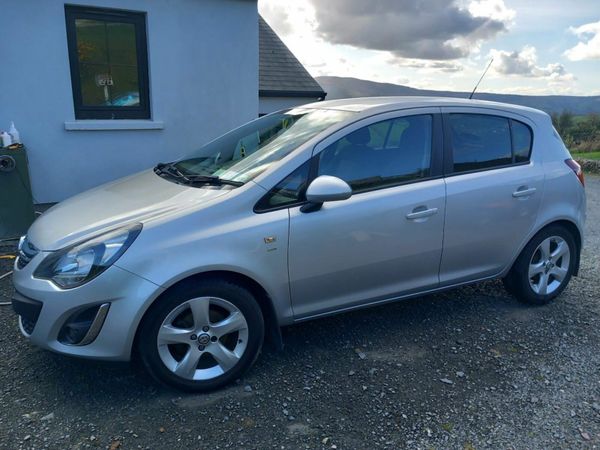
[{"left": 572, "top": 151, "right": 600, "bottom": 160}]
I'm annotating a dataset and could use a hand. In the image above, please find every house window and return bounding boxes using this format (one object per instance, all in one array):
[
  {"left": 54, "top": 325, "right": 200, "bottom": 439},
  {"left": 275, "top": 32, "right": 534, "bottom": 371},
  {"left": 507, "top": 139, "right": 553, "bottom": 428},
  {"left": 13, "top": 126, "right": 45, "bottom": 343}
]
[{"left": 65, "top": 5, "right": 150, "bottom": 120}]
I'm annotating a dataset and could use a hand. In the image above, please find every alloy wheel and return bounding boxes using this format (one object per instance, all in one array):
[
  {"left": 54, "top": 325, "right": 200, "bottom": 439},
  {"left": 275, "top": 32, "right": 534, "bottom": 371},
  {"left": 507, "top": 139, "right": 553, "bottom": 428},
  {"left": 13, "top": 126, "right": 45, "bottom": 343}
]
[
  {"left": 157, "top": 297, "right": 249, "bottom": 381},
  {"left": 528, "top": 236, "right": 570, "bottom": 296}
]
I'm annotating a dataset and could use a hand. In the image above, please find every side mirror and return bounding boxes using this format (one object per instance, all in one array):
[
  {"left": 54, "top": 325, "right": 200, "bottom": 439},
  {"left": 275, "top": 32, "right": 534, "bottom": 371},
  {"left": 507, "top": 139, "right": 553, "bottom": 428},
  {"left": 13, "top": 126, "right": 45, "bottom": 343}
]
[{"left": 302, "top": 175, "right": 352, "bottom": 212}]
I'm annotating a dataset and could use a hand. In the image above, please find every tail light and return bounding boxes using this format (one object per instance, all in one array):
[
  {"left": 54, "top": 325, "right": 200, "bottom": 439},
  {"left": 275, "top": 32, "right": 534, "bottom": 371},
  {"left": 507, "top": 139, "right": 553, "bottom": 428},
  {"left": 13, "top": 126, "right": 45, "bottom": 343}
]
[{"left": 565, "top": 159, "right": 585, "bottom": 186}]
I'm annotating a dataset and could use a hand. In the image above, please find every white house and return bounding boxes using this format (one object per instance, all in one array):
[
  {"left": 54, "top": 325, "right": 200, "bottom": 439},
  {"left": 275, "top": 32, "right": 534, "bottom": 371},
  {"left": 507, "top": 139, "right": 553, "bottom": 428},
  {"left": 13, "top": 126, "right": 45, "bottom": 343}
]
[{"left": 0, "top": 0, "right": 324, "bottom": 203}]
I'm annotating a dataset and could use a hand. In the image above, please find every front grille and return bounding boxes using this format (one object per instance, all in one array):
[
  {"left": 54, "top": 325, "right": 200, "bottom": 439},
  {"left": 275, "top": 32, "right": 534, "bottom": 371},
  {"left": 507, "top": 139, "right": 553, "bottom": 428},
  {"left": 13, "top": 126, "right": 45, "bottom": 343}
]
[{"left": 16, "top": 236, "right": 39, "bottom": 270}]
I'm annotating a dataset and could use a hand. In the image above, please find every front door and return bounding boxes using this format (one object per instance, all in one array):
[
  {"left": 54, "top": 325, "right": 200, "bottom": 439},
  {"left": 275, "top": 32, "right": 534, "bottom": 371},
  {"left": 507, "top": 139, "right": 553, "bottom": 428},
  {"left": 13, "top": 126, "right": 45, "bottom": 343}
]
[{"left": 288, "top": 110, "right": 446, "bottom": 319}]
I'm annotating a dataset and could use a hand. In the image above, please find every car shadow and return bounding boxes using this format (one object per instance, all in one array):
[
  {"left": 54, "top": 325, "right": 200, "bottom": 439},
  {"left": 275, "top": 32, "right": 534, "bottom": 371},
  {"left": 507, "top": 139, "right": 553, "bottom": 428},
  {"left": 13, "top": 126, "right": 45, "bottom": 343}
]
[{"left": 24, "top": 278, "right": 538, "bottom": 402}]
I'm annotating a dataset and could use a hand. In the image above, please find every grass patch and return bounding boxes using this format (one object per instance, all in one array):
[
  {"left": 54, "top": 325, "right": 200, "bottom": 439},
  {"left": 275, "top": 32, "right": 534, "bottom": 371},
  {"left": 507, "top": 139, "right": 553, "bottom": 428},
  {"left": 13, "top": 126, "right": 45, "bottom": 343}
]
[
  {"left": 572, "top": 151, "right": 600, "bottom": 160},
  {"left": 441, "top": 422, "right": 454, "bottom": 433}
]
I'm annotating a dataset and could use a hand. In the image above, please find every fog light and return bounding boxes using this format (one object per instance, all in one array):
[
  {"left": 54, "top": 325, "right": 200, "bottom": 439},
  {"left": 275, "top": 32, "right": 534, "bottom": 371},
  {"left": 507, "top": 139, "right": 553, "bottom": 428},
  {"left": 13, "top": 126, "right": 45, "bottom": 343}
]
[{"left": 58, "top": 303, "right": 110, "bottom": 345}]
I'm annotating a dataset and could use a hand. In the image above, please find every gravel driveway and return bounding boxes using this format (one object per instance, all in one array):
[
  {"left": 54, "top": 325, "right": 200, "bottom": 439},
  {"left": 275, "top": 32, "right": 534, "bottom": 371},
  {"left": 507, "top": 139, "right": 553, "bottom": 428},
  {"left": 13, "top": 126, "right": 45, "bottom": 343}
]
[{"left": 1, "top": 176, "right": 598, "bottom": 450}]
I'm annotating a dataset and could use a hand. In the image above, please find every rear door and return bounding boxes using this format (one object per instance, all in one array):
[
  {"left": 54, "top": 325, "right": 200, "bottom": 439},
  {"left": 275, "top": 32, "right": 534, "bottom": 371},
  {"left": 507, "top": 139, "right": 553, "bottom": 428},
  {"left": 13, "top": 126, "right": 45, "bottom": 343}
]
[
  {"left": 439, "top": 108, "right": 544, "bottom": 285},
  {"left": 286, "top": 109, "right": 446, "bottom": 318}
]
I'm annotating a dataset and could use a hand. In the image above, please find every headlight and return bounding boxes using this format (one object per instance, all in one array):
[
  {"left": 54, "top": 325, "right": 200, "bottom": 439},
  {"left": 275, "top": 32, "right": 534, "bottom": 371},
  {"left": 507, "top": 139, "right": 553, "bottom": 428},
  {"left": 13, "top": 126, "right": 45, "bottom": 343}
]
[{"left": 34, "top": 223, "right": 142, "bottom": 289}]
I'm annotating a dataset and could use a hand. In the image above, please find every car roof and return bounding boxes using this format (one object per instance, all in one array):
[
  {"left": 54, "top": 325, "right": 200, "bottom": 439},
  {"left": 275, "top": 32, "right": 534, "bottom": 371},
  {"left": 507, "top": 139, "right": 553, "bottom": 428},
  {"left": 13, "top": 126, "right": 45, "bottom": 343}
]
[{"left": 302, "top": 96, "right": 549, "bottom": 122}]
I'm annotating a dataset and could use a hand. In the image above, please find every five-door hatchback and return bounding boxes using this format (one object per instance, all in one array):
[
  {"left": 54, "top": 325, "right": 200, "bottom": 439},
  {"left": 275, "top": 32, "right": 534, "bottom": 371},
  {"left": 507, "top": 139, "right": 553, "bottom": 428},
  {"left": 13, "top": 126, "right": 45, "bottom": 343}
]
[{"left": 13, "top": 97, "right": 586, "bottom": 391}]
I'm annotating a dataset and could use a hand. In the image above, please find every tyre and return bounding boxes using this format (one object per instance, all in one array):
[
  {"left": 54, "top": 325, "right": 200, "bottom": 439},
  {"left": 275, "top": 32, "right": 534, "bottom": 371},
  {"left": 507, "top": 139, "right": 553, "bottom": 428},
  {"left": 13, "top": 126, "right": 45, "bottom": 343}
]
[
  {"left": 138, "top": 279, "right": 264, "bottom": 392},
  {"left": 503, "top": 225, "right": 576, "bottom": 305}
]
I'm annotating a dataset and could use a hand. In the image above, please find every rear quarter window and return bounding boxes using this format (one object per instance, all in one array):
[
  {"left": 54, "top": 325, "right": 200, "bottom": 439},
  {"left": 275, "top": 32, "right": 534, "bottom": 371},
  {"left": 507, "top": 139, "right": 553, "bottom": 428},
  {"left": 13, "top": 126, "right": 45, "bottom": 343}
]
[{"left": 511, "top": 120, "right": 533, "bottom": 163}]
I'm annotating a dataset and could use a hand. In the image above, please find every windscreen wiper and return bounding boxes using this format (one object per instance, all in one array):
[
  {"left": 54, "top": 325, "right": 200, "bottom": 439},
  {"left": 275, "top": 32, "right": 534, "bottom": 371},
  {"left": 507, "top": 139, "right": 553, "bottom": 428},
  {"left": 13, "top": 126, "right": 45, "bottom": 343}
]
[
  {"left": 184, "top": 175, "right": 244, "bottom": 187},
  {"left": 154, "top": 163, "right": 243, "bottom": 187},
  {"left": 154, "top": 162, "right": 190, "bottom": 181}
]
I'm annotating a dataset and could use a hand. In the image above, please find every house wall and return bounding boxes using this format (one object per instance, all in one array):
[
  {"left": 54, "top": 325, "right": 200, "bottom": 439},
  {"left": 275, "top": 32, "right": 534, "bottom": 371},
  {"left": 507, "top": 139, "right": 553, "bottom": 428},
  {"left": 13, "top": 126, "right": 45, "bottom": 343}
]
[
  {"left": 0, "top": 0, "right": 258, "bottom": 203},
  {"left": 259, "top": 96, "right": 322, "bottom": 115}
]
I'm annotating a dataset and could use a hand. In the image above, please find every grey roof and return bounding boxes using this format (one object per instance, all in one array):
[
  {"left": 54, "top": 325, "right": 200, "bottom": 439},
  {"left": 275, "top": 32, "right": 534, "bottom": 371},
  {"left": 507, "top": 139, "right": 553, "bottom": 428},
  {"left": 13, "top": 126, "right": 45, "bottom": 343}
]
[
  {"left": 301, "top": 96, "right": 549, "bottom": 121},
  {"left": 259, "top": 16, "right": 326, "bottom": 98}
]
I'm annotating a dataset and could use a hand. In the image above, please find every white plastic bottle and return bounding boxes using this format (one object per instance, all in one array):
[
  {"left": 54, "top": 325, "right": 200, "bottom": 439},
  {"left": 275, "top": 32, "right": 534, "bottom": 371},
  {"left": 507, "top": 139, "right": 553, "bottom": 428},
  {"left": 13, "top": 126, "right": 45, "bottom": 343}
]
[
  {"left": 0, "top": 131, "right": 12, "bottom": 147},
  {"left": 8, "top": 121, "right": 20, "bottom": 144}
]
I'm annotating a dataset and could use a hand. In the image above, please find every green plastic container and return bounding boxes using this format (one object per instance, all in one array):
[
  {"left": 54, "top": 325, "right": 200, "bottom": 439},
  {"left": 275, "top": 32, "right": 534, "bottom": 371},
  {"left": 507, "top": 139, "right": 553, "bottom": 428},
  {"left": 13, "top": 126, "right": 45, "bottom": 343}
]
[{"left": 0, "top": 145, "right": 36, "bottom": 239}]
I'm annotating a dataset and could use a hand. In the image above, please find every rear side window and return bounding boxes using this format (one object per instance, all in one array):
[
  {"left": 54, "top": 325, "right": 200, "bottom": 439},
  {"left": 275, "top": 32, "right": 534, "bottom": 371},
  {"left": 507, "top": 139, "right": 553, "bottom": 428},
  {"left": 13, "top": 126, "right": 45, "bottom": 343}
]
[{"left": 448, "top": 114, "right": 532, "bottom": 173}]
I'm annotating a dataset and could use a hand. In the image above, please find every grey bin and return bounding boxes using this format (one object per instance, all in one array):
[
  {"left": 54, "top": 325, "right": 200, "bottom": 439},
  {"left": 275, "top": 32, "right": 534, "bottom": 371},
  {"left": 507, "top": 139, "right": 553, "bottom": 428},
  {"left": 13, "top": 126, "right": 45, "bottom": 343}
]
[{"left": 0, "top": 145, "right": 35, "bottom": 239}]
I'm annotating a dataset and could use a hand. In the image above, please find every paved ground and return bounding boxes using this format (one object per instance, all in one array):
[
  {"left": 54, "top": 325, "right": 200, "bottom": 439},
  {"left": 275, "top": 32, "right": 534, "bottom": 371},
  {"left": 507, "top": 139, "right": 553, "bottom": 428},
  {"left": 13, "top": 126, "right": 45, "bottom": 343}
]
[{"left": 0, "top": 176, "right": 598, "bottom": 450}]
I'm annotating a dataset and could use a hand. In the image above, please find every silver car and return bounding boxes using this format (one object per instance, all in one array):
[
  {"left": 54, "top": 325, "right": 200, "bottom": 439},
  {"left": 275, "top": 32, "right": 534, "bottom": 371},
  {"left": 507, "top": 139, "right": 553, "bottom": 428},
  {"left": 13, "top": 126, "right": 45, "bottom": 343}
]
[{"left": 12, "top": 97, "right": 586, "bottom": 391}]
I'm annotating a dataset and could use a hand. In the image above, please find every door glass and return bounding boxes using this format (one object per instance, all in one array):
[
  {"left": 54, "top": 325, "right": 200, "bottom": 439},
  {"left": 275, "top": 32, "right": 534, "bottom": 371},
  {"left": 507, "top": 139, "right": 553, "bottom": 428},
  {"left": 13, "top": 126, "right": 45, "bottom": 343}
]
[
  {"left": 318, "top": 115, "right": 433, "bottom": 192},
  {"left": 449, "top": 114, "right": 512, "bottom": 172}
]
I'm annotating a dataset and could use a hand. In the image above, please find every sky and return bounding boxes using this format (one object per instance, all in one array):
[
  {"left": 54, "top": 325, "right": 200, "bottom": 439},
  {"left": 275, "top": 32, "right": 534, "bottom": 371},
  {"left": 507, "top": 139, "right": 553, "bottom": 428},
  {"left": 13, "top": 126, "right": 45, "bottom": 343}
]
[{"left": 258, "top": 0, "right": 600, "bottom": 95}]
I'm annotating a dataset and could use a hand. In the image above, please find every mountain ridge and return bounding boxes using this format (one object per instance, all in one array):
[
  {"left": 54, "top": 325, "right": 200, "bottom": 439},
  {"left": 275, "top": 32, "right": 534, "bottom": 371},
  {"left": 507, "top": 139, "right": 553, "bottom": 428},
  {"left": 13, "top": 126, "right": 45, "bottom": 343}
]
[{"left": 316, "top": 76, "right": 600, "bottom": 115}]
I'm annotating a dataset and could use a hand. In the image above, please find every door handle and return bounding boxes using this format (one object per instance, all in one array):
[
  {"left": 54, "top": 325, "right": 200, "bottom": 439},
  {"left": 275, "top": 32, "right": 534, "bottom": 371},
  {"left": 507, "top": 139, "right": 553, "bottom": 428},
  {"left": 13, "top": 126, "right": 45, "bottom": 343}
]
[
  {"left": 512, "top": 187, "right": 537, "bottom": 198},
  {"left": 406, "top": 207, "right": 438, "bottom": 220}
]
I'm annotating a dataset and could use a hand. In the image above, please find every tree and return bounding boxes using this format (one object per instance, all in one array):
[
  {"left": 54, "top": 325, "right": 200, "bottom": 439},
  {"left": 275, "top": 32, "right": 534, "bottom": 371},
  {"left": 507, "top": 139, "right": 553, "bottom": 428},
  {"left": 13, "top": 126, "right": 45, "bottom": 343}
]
[{"left": 557, "top": 111, "right": 574, "bottom": 136}]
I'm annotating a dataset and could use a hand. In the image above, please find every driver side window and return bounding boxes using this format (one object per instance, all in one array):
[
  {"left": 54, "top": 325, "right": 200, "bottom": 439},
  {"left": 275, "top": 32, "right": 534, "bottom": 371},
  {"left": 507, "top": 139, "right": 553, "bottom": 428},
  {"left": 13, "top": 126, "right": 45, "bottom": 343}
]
[{"left": 317, "top": 115, "right": 433, "bottom": 192}]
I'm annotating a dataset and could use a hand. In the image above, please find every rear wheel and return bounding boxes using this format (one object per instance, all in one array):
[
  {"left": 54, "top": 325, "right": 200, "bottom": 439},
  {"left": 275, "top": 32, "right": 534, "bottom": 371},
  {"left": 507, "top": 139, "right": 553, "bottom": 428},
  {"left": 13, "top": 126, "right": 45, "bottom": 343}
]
[
  {"left": 503, "top": 226, "right": 576, "bottom": 305},
  {"left": 138, "top": 279, "right": 264, "bottom": 392}
]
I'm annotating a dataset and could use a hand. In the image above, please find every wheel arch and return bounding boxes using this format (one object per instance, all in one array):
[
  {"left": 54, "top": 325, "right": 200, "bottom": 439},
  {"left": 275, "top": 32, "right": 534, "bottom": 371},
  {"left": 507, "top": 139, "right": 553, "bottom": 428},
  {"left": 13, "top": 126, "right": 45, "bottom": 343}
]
[
  {"left": 132, "top": 270, "right": 284, "bottom": 360},
  {"left": 508, "top": 218, "right": 582, "bottom": 277},
  {"left": 549, "top": 219, "right": 582, "bottom": 276}
]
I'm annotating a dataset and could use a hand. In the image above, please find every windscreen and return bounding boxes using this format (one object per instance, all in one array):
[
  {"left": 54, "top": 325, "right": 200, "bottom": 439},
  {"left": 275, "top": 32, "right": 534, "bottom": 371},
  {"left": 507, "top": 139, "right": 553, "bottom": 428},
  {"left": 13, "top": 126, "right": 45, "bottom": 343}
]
[{"left": 173, "top": 108, "right": 355, "bottom": 184}]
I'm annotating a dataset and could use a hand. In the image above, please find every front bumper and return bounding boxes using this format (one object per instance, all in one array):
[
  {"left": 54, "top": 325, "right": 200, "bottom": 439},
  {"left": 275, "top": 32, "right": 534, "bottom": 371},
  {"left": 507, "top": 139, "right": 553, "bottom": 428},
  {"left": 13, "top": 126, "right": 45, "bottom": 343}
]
[{"left": 12, "top": 253, "right": 164, "bottom": 361}]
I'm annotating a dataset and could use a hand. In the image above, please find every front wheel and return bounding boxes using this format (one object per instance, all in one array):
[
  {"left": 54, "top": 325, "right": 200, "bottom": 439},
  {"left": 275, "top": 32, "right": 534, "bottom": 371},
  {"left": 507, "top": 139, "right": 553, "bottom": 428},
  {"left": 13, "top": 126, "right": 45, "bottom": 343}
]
[
  {"left": 138, "top": 279, "right": 264, "bottom": 392},
  {"left": 503, "top": 225, "right": 576, "bottom": 305}
]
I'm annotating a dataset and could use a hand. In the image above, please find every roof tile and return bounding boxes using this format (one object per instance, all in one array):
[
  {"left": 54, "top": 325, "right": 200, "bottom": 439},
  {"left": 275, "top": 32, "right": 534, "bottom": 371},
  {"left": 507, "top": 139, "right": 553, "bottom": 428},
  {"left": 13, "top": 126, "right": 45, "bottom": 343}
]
[{"left": 259, "top": 16, "right": 326, "bottom": 97}]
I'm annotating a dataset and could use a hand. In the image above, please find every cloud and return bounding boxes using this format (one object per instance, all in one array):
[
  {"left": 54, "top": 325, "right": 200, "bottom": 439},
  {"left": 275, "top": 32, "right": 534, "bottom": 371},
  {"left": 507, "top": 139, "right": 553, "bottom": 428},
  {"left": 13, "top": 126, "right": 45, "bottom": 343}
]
[
  {"left": 259, "top": 3, "right": 293, "bottom": 36},
  {"left": 306, "top": 0, "right": 514, "bottom": 60},
  {"left": 564, "top": 20, "right": 600, "bottom": 61},
  {"left": 468, "top": 0, "right": 515, "bottom": 23},
  {"left": 490, "top": 46, "right": 575, "bottom": 82}
]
